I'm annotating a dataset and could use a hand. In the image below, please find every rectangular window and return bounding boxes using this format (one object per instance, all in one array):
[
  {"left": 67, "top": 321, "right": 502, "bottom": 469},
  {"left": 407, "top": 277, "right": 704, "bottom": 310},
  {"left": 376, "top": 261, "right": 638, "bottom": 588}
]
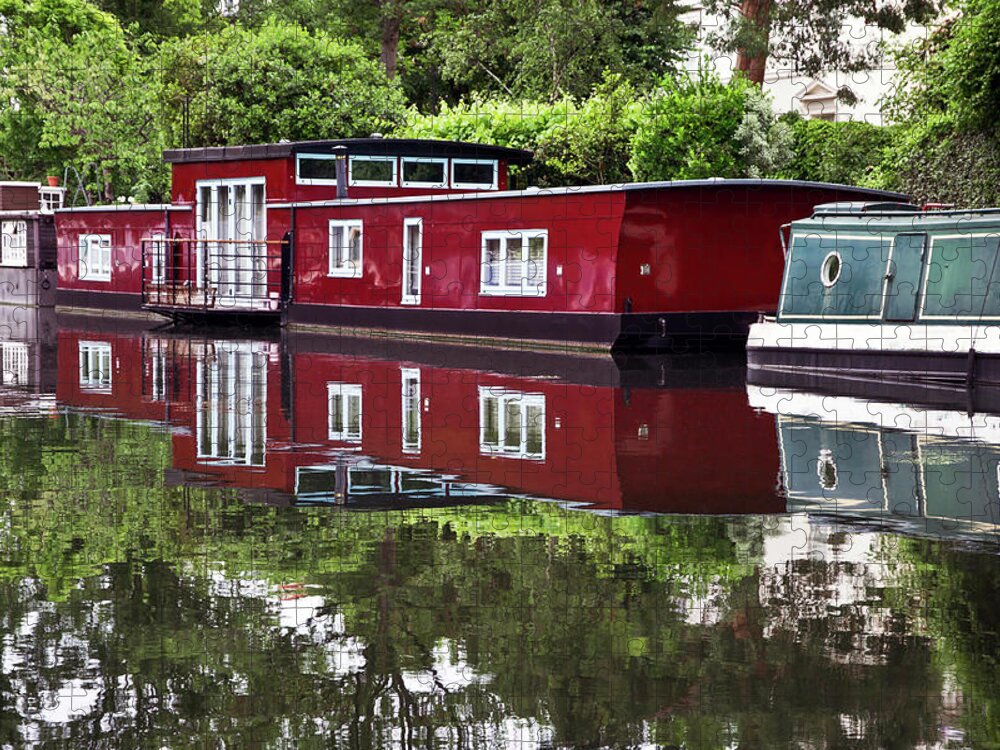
[
  {"left": 401, "top": 368, "right": 421, "bottom": 453},
  {"left": 79, "top": 341, "right": 112, "bottom": 393},
  {"left": 402, "top": 218, "right": 422, "bottom": 304},
  {"left": 296, "top": 154, "right": 341, "bottom": 184},
  {"left": 348, "top": 156, "right": 397, "bottom": 187},
  {"left": 479, "top": 388, "right": 545, "bottom": 460},
  {"left": 329, "top": 220, "right": 363, "bottom": 278},
  {"left": 149, "top": 232, "right": 167, "bottom": 284},
  {"left": 401, "top": 158, "right": 448, "bottom": 188},
  {"left": 1, "top": 220, "right": 27, "bottom": 268},
  {"left": 79, "top": 234, "right": 112, "bottom": 282},
  {"left": 452, "top": 159, "right": 497, "bottom": 189},
  {"left": 480, "top": 230, "right": 547, "bottom": 296},
  {"left": 1, "top": 343, "right": 28, "bottom": 386},
  {"left": 328, "top": 382, "right": 363, "bottom": 442}
]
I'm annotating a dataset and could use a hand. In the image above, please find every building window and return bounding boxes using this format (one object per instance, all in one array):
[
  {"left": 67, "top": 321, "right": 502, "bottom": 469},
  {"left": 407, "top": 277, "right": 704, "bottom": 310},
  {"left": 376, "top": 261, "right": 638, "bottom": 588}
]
[
  {"left": 348, "top": 156, "right": 397, "bottom": 187},
  {"left": 296, "top": 154, "right": 341, "bottom": 185},
  {"left": 329, "top": 220, "right": 363, "bottom": 278},
  {"left": 479, "top": 388, "right": 545, "bottom": 460},
  {"left": 401, "top": 158, "right": 448, "bottom": 188},
  {"left": 38, "top": 187, "right": 64, "bottom": 214},
  {"left": 1, "top": 343, "right": 28, "bottom": 386},
  {"left": 79, "top": 234, "right": 112, "bottom": 282},
  {"left": 401, "top": 368, "right": 421, "bottom": 453},
  {"left": 79, "top": 341, "right": 112, "bottom": 393},
  {"left": 1, "top": 220, "right": 27, "bottom": 268},
  {"left": 480, "top": 230, "right": 547, "bottom": 296},
  {"left": 149, "top": 232, "right": 167, "bottom": 284},
  {"left": 328, "top": 383, "right": 362, "bottom": 442},
  {"left": 452, "top": 159, "right": 497, "bottom": 190}
]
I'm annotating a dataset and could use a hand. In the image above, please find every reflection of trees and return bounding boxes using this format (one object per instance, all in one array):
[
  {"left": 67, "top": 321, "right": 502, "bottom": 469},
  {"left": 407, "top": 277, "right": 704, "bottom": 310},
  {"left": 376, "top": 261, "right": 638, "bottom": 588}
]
[
  {"left": 898, "top": 539, "right": 1000, "bottom": 748},
  {"left": 0, "top": 414, "right": 968, "bottom": 747}
]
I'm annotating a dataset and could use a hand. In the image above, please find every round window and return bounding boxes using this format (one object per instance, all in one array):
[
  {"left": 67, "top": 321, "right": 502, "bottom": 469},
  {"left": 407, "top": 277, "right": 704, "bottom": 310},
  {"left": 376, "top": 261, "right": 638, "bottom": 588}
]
[{"left": 820, "top": 252, "right": 842, "bottom": 287}]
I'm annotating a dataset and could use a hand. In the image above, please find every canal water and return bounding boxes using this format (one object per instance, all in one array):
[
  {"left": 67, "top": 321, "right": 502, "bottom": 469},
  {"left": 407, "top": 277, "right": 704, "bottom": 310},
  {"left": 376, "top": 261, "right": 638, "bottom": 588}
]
[{"left": 0, "top": 310, "right": 997, "bottom": 748}]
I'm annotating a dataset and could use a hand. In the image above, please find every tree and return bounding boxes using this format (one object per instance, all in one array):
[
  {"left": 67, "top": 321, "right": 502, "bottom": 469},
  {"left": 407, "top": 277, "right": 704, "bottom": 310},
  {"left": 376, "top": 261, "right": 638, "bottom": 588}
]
[
  {"left": 430, "top": 0, "right": 694, "bottom": 102},
  {"left": 155, "top": 19, "right": 409, "bottom": 148},
  {"left": 702, "top": 0, "right": 942, "bottom": 88}
]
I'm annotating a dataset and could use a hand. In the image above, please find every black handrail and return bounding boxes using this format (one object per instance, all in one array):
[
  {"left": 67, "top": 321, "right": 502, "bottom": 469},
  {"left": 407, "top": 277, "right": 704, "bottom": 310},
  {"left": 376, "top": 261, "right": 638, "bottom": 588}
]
[{"left": 140, "top": 237, "right": 285, "bottom": 314}]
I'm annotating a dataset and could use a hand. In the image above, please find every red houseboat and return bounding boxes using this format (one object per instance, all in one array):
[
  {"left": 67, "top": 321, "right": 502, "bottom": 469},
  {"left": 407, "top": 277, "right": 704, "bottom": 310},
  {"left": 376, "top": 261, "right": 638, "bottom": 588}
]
[{"left": 54, "top": 137, "right": 907, "bottom": 349}]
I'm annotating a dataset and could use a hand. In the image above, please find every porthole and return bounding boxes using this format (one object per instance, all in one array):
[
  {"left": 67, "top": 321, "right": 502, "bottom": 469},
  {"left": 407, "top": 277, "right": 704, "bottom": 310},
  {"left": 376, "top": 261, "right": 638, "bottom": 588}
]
[{"left": 820, "top": 251, "right": 842, "bottom": 287}]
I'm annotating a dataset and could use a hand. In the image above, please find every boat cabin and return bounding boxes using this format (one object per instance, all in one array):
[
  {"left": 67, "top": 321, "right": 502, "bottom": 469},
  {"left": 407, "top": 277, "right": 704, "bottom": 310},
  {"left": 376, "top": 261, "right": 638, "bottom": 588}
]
[
  {"left": 54, "top": 137, "right": 909, "bottom": 350},
  {"left": 749, "top": 202, "right": 1000, "bottom": 383},
  {"left": 0, "top": 181, "right": 65, "bottom": 309}
]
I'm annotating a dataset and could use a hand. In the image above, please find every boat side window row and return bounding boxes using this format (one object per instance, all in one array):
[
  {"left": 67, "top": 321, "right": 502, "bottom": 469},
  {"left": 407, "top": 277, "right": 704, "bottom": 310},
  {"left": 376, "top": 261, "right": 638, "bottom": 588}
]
[
  {"left": 327, "top": 221, "right": 548, "bottom": 297},
  {"left": 298, "top": 154, "right": 498, "bottom": 190}
]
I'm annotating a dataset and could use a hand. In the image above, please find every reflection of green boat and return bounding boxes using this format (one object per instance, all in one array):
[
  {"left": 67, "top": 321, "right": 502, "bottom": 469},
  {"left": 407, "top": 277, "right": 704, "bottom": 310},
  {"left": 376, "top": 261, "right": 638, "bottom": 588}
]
[
  {"left": 749, "top": 385, "right": 1000, "bottom": 545},
  {"left": 748, "top": 202, "right": 1000, "bottom": 385}
]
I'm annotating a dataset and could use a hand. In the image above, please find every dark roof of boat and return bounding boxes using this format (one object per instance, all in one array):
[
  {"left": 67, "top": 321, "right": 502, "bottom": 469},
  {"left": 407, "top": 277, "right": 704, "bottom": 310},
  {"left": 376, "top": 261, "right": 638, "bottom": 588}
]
[
  {"left": 163, "top": 138, "right": 534, "bottom": 165},
  {"left": 812, "top": 201, "right": 922, "bottom": 216}
]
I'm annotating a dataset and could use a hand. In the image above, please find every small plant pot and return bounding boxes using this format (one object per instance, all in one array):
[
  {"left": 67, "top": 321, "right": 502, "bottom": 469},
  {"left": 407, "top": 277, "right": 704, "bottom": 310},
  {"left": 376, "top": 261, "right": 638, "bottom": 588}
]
[{"left": 46, "top": 176, "right": 60, "bottom": 187}]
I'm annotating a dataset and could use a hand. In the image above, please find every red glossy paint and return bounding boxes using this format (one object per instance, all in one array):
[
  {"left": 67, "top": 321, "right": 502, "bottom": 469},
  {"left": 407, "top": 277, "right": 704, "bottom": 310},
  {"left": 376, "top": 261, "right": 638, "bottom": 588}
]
[
  {"left": 55, "top": 207, "right": 194, "bottom": 301},
  {"left": 53, "top": 328, "right": 784, "bottom": 514}
]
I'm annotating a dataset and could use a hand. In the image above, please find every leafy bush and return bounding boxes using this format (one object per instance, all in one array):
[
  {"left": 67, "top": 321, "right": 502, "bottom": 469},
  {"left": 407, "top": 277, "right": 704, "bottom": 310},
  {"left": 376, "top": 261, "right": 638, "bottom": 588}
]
[
  {"left": 156, "top": 20, "right": 408, "bottom": 148},
  {"left": 779, "top": 116, "right": 895, "bottom": 186},
  {"left": 629, "top": 71, "right": 790, "bottom": 181},
  {"left": 871, "top": 114, "right": 1000, "bottom": 207}
]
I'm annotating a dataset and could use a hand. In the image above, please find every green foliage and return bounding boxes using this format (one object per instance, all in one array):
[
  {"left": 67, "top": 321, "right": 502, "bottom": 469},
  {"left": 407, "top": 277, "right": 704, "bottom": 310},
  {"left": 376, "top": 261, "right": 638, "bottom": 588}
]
[
  {"left": 780, "top": 116, "right": 896, "bottom": 186},
  {"left": 871, "top": 114, "right": 1000, "bottom": 207},
  {"left": 629, "top": 71, "right": 790, "bottom": 181},
  {"left": 156, "top": 20, "right": 408, "bottom": 148},
  {"left": 0, "top": 5, "right": 168, "bottom": 202},
  {"left": 703, "top": 0, "right": 942, "bottom": 82},
  {"left": 874, "top": 0, "right": 1000, "bottom": 206}
]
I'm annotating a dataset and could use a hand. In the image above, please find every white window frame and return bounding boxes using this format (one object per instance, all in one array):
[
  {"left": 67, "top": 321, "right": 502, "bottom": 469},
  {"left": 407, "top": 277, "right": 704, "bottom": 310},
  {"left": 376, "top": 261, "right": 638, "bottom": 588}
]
[
  {"left": 478, "top": 387, "right": 545, "bottom": 460},
  {"left": 1, "top": 220, "right": 27, "bottom": 268},
  {"left": 149, "top": 232, "right": 167, "bottom": 284},
  {"left": 348, "top": 155, "right": 397, "bottom": 187},
  {"left": 480, "top": 229, "right": 548, "bottom": 297},
  {"left": 402, "top": 218, "right": 422, "bottom": 305},
  {"left": 79, "top": 341, "right": 112, "bottom": 393},
  {"left": 451, "top": 159, "right": 498, "bottom": 190},
  {"left": 79, "top": 233, "right": 112, "bottom": 282},
  {"left": 401, "top": 367, "right": 421, "bottom": 454},
  {"left": 1, "top": 342, "right": 28, "bottom": 386},
  {"left": 328, "top": 220, "right": 364, "bottom": 278},
  {"left": 295, "top": 153, "right": 342, "bottom": 186},
  {"left": 38, "top": 187, "right": 65, "bottom": 214},
  {"left": 400, "top": 157, "right": 449, "bottom": 188},
  {"left": 328, "top": 382, "right": 363, "bottom": 443}
]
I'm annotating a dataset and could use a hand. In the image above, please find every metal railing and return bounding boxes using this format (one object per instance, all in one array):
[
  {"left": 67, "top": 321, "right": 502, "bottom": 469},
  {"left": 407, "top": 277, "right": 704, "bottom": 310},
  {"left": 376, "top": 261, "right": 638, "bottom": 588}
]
[{"left": 141, "top": 237, "right": 286, "bottom": 314}]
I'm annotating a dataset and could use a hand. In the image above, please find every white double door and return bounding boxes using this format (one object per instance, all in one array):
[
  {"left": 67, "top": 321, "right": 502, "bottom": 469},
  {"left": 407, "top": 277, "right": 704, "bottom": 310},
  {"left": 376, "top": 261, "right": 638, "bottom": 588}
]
[{"left": 197, "top": 179, "right": 266, "bottom": 302}]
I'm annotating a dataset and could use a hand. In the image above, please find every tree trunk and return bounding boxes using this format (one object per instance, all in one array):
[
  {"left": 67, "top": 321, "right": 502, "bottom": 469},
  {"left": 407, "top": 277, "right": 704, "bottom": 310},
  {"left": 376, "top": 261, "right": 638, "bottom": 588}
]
[
  {"left": 735, "top": 0, "right": 772, "bottom": 86},
  {"left": 379, "top": 1, "right": 403, "bottom": 79}
]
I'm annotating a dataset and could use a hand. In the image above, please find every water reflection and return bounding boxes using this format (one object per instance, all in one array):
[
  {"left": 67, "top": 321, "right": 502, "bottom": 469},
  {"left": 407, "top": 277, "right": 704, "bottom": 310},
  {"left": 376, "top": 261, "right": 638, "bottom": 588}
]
[{"left": 0, "top": 312, "right": 994, "bottom": 747}]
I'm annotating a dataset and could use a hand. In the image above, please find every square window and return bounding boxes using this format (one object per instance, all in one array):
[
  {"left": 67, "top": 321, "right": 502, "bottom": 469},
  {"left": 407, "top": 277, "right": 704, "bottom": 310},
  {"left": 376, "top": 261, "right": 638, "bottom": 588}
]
[
  {"left": 479, "top": 388, "right": 545, "bottom": 460},
  {"left": 479, "top": 230, "right": 547, "bottom": 297},
  {"left": 329, "top": 220, "right": 363, "bottom": 278},
  {"left": 79, "top": 234, "right": 112, "bottom": 282}
]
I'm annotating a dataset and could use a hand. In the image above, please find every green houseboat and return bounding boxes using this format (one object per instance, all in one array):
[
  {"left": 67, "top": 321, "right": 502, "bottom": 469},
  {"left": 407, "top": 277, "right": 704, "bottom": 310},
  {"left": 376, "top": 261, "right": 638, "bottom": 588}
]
[{"left": 748, "top": 202, "right": 1000, "bottom": 385}]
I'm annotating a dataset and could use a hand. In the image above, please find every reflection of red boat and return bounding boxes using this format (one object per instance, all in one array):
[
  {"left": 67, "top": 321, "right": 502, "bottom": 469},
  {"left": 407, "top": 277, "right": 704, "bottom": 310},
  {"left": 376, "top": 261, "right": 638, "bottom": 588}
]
[
  {"left": 53, "top": 324, "right": 784, "bottom": 515},
  {"left": 54, "top": 137, "right": 905, "bottom": 350}
]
